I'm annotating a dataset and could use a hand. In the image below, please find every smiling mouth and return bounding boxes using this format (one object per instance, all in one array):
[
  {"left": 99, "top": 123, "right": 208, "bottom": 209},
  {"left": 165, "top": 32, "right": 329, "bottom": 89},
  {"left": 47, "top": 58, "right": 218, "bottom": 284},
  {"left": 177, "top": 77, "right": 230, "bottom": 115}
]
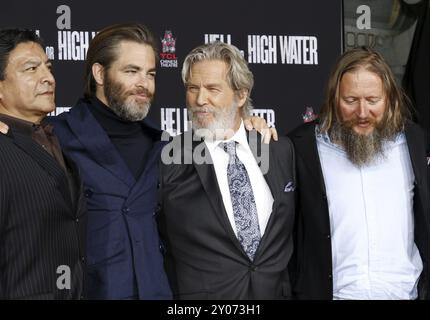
[{"left": 133, "top": 93, "right": 152, "bottom": 101}]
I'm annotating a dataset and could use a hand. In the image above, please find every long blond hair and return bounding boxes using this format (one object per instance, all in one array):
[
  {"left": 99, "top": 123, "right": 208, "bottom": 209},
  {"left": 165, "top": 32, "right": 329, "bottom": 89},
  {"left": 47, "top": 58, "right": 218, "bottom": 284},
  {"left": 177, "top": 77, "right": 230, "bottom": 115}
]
[{"left": 319, "top": 47, "right": 411, "bottom": 133}]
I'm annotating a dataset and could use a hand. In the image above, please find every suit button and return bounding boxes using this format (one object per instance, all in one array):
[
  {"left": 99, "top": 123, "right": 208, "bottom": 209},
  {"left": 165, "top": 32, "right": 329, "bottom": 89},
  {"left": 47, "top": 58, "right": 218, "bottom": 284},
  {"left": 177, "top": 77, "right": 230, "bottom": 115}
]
[
  {"left": 81, "top": 256, "right": 85, "bottom": 263},
  {"left": 250, "top": 265, "right": 258, "bottom": 272},
  {"left": 326, "top": 234, "right": 331, "bottom": 239},
  {"left": 159, "top": 244, "right": 165, "bottom": 253},
  {"left": 122, "top": 207, "right": 130, "bottom": 213},
  {"left": 322, "top": 193, "right": 327, "bottom": 199},
  {"left": 84, "top": 189, "right": 93, "bottom": 198},
  {"left": 75, "top": 218, "right": 79, "bottom": 223},
  {"left": 328, "top": 274, "right": 332, "bottom": 279}
]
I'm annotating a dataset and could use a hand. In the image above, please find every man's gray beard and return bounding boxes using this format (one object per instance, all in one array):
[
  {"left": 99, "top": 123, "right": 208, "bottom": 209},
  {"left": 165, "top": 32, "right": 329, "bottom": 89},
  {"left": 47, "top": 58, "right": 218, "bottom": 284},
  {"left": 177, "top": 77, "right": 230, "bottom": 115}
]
[
  {"left": 188, "top": 102, "right": 239, "bottom": 140},
  {"left": 328, "top": 120, "right": 398, "bottom": 167},
  {"left": 109, "top": 99, "right": 151, "bottom": 122},
  {"left": 104, "top": 74, "right": 152, "bottom": 122}
]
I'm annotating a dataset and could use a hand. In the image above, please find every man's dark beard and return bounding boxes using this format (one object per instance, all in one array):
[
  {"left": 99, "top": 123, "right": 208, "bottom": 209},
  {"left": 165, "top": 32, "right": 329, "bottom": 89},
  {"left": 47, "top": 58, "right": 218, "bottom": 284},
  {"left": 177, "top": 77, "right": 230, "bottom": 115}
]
[
  {"left": 328, "top": 118, "right": 399, "bottom": 167},
  {"left": 103, "top": 74, "right": 152, "bottom": 122}
]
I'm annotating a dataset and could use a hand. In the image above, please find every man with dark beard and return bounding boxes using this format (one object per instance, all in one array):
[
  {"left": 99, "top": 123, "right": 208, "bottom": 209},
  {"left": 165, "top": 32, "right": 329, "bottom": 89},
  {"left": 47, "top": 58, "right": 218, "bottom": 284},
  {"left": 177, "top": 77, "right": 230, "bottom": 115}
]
[
  {"left": 288, "top": 47, "right": 430, "bottom": 300},
  {"left": 157, "top": 42, "right": 296, "bottom": 299},
  {"left": 46, "top": 23, "right": 171, "bottom": 300},
  {"left": 0, "top": 23, "right": 276, "bottom": 299}
]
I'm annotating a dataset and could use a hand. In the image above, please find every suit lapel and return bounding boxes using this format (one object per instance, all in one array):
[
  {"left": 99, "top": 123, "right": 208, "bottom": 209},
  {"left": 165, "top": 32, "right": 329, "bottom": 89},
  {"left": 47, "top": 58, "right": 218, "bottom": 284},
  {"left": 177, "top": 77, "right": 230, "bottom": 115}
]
[
  {"left": 291, "top": 123, "right": 327, "bottom": 195},
  {"left": 247, "top": 130, "right": 283, "bottom": 231},
  {"left": 63, "top": 153, "right": 83, "bottom": 215},
  {"left": 405, "top": 122, "right": 426, "bottom": 186},
  {"left": 65, "top": 102, "right": 135, "bottom": 188},
  {"left": 191, "top": 137, "right": 246, "bottom": 256},
  {"left": 11, "top": 130, "right": 74, "bottom": 214},
  {"left": 247, "top": 131, "right": 282, "bottom": 205},
  {"left": 246, "top": 131, "right": 287, "bottom": 257}
]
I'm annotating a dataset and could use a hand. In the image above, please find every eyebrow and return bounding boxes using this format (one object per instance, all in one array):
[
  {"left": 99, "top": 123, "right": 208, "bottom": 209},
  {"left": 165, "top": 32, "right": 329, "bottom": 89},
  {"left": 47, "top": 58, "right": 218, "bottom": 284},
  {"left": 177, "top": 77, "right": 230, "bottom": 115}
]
[
  {"left": 22, "top": 58, "right": 52, "bottom": 66},
  {"left": 205, "top": 83, "right": 222, "bottom": 88},
  {"left": 122, "top": 64, "right": 140, "bottom": 70},
  {"left": 22, "top": 59, "right": 41, "bottom": 66},
  {"left": 122, "top": 64, "right": 156, "bottom": 72},
  {"left": 186, "top": 82, "right": 222, "bottom": 87}
]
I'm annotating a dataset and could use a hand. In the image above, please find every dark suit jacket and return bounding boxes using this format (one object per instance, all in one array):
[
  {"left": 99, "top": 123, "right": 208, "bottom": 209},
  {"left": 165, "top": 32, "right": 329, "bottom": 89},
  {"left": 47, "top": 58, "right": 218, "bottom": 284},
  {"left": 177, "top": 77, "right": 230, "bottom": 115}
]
[
  {"left": 49, "top": 98, "right": 172, "bottom": 300},
  {"left": 157, "top": 131, "right": 296, "bottom": 299},
  {"left": 0, "top": 127, "right": 86, "bottom": 299},
  {"left": 288, "top": 120, "right": 430, "bottom": 299}
]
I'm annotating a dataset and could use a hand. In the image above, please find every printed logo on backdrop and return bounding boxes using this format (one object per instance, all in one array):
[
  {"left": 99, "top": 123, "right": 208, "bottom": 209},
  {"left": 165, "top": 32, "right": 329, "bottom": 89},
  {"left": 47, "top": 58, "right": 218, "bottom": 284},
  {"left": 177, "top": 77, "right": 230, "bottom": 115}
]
[
  {"left": 55, "top": 5, "right": 97, "bottom": 61},
  {"left": 345, "top": 4, "right": 376, "bottom": 49},
  {"left": 50, "top": 107, "right": 71, "bottom": 116},
  {"left": 160, "top": 107, "right": 275, "bottom": 136},
  {"left": 204, "top": 33, "right": 319, "bottom": 65},
  {"left": 160, "top": 30, "right": 178, "bottom": 68},
  {"left": 302, "top": 107, "right": 317, "bottom": 123}
]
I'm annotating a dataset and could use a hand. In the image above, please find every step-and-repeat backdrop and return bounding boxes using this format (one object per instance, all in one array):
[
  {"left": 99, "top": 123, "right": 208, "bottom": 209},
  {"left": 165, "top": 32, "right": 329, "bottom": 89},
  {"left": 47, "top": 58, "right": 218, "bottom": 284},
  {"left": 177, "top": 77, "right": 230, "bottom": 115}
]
[{"left": 0, "top": 0, "right": 343, "bottom": 134}]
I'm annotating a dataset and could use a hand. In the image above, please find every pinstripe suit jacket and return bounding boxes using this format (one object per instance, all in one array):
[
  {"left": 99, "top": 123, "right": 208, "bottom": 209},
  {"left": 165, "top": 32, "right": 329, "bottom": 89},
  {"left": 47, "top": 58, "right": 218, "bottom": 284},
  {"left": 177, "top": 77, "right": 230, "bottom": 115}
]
[{"left": 0, "top": 126, "right": 86, "bottom": 299}]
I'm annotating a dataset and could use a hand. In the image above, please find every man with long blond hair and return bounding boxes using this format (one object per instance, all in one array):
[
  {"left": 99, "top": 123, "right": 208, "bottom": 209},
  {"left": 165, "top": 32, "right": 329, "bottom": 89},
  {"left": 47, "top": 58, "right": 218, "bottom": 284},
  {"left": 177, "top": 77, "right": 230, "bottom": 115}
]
[{"left": 288, "top": 47, "right": 430, "bottom": 300}]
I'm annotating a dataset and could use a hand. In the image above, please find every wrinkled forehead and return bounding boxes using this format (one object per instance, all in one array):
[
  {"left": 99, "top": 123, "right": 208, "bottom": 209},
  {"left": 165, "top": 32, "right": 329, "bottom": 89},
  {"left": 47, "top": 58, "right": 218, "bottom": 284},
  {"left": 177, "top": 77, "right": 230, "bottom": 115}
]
[
  {"left": 188, "top": 59, "right": 229, "bottom": 84},
  {"left": 7, "top": 41, "right": 47, "bottom": 66}
]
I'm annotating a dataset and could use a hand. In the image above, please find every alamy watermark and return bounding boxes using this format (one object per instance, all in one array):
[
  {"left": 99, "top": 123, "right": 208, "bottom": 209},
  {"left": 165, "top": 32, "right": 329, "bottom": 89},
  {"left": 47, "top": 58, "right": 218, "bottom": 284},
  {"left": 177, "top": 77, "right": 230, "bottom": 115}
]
[{"left": 160, "top": 127, "right": 270, "bottom": 174}]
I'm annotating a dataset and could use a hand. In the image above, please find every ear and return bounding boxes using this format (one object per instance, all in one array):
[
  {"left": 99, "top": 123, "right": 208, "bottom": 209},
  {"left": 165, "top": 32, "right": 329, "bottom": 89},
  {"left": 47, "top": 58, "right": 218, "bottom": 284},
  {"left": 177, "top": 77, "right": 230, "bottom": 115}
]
[
  {"left": 236, "top": 89, "right": 248, "bottom": 109},
  {"left": 92, "top": 63, "right": 105, "bottom": 86}
]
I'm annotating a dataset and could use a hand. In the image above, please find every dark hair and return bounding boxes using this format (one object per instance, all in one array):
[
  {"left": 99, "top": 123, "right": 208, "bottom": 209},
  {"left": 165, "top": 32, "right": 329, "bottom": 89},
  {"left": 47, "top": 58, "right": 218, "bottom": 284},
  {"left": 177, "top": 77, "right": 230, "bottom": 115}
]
[
  {"left": 0, "top": 28, "right": 43, "bottom": 80},
  {"left": 84, "top": 22, "right": 158, "bottom": 98},
  {"left": 319, "top": 46, "right": 411, "bottom": 133}
]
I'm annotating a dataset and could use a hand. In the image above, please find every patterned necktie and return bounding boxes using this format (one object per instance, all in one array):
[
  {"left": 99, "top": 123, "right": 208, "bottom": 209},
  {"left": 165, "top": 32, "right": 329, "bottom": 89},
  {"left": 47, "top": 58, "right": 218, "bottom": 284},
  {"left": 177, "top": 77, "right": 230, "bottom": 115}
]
[{"left": 221, "top": 141, "right": 261, "bottom": 260}]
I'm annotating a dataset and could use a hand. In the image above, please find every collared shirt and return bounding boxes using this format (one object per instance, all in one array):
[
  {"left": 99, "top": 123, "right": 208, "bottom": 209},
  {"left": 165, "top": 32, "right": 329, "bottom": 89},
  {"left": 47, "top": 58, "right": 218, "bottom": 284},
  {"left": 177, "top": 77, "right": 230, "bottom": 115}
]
[
  {"left": 204, "top": 121, "right": 274, "bottom": 237},
  {"left": 316, "top": 126, "right": 423, "bottom": 300},
  {"left": 0, "top": 113, "right": 67, "bottom": 172}
]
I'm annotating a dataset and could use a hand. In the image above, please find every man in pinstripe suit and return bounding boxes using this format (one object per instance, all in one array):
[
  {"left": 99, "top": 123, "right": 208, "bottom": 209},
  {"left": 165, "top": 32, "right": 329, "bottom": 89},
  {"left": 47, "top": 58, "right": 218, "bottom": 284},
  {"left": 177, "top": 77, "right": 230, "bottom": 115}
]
[{"left": 0, "top": 29, "right": 86, "bottom": 299}]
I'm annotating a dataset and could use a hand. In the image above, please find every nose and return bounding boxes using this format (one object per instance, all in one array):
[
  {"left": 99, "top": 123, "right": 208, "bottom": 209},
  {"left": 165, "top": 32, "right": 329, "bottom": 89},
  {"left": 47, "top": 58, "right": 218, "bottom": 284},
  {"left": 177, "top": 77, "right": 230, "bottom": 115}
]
[
  {"left": 357, "top": 100, "right": 369, "bottom": 119},
  {"left": 136, "top": 73, "right": 152, "bottom": 89},
  {"left": 195, "top": 88, "right": 208, "bottom": 106},
  {"left": 41, "top": 65, "right": 55, "bottom": 86}
]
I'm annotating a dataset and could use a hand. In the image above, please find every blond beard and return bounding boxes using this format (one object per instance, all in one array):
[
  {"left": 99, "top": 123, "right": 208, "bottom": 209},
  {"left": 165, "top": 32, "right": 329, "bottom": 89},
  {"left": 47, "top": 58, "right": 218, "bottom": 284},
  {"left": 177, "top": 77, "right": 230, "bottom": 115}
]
[{"left": 328, "top": 118, "right": 400, "bottom": 167}]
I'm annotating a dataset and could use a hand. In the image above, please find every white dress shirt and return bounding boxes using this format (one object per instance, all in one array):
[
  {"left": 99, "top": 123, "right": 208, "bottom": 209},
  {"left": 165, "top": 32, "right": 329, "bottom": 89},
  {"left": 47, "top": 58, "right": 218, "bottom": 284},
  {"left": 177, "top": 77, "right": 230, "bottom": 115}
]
[
  {"left": 316, "top": 128, "right": 423, "bottom": 300},
  {"left": 204, "top": 121, "right": 274, "bottom": 237}
]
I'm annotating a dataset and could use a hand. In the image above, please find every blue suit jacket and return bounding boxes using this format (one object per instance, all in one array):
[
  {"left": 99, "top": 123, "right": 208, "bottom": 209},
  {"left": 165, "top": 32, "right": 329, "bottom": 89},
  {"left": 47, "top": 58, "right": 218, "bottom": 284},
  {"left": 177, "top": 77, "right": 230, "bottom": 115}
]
[{"left": 48, "top": 98, "right": 172, "bottom": 299}]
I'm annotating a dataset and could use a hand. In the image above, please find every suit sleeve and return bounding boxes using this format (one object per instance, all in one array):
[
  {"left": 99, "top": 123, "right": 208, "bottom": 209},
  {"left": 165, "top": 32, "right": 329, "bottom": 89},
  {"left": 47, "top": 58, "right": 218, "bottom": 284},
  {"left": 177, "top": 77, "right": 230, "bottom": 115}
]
[
  {"left": 0, "top": 154, "right": 6, "bottom": 299},
  {"left": 0, "top": 153, "right": 7, "bottom": 228}
]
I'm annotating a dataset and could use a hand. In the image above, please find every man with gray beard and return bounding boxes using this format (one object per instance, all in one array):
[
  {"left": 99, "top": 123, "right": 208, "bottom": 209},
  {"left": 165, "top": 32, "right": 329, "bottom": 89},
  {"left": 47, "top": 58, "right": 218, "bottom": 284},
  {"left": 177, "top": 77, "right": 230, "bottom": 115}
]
[
  {"left": 156, "top": 42, "right": 296, "bottom": 299},
  {"left": 0, "top": 24, "right": 276, "bottom": 300},
  {"left": 288, "top": 47, "right": 430, "bottom": 300}
]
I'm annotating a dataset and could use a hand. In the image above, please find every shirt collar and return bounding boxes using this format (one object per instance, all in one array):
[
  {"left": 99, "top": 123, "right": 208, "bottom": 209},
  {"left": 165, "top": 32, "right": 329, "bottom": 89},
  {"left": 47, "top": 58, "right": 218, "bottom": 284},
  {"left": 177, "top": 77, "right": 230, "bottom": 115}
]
[
  {"left": 0, "top": 113, "right": 45, "bottom": 137},
  {"left": 204, "top": 120, "right": 247, "bottom": 153}
]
